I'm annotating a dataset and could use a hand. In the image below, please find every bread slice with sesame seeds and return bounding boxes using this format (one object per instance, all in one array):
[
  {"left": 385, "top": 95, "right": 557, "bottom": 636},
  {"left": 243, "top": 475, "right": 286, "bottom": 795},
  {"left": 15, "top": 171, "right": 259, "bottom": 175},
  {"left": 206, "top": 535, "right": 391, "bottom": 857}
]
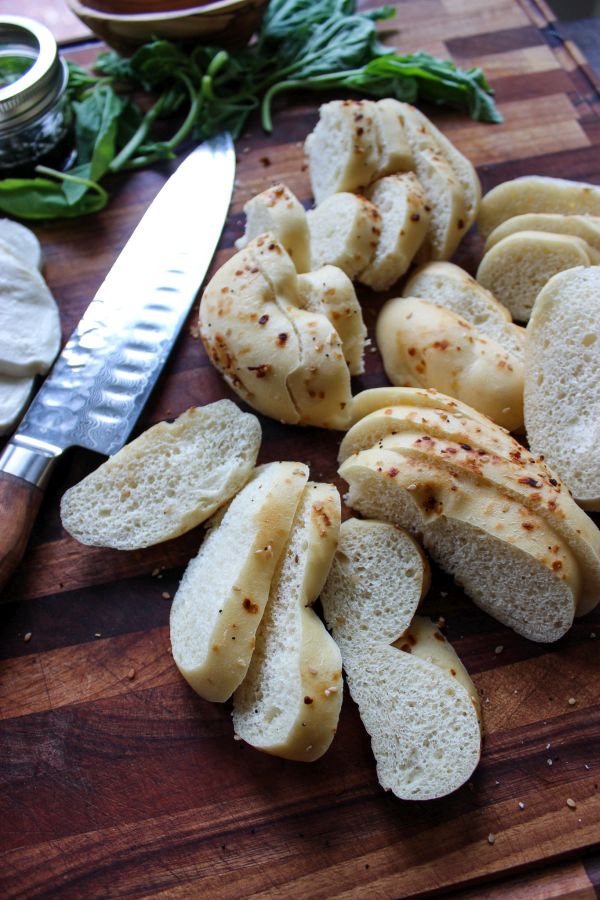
[
  {"left": 376, "top": 297, "right": 524, "bottom": 431},
  {"left": 339, "top": 393, "right": 600, "bottom": 617},
  {"left": 308, "top": 192, "right": 382, "bottom": 280},
  {"left": 358, "top": 173, "right": 430, "bottom": 291},
  {"left": 525, "top": 266, "right": 600, "bottom": 511},
  {"left": 297, "top": 265, "right": 366, "bottom": 376},
  {"left": 305, "top": 100, "right": 381, "bottom": 204},
  {"left": 321, "top": 518, "right": 481, "bottom": 799},
  {"left": 60, "top": 401, "right": 261, "bottom": 550},
  {"left": 339, "top": 447, "right": 579, "bottom": 642},
  {"left": 476, "top": 231, "right": 592, "bottom": 322},
  {"left": 235, "top": 183, "right": 311, "bottom": 273},
  {"left": 232, "top": 481, "right": 342, "bottom": 762},
  {"left": 170, "top": 461, "right": 309, "bottom": 703}
]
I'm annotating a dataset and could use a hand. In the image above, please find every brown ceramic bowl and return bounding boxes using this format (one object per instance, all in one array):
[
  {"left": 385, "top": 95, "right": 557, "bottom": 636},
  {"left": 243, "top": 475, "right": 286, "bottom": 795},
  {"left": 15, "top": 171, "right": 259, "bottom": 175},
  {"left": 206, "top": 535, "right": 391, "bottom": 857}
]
[{"left": 67, "top": 0, "right": 269, "bottom": 52}]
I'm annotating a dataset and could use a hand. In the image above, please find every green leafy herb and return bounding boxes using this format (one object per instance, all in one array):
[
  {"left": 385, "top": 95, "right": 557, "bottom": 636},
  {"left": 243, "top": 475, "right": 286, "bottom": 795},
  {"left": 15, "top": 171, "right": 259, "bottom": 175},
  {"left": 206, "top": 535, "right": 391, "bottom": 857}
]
[{"left": 0, "top": 0, "right": 501, "bottom": 220}]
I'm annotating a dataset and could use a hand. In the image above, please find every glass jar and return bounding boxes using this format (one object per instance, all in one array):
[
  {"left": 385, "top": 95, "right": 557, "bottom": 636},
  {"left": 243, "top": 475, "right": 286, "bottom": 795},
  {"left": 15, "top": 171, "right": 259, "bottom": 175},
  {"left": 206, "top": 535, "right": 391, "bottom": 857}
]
[{"left": 0, "top": 16, "right": 74, "bottom": 178}]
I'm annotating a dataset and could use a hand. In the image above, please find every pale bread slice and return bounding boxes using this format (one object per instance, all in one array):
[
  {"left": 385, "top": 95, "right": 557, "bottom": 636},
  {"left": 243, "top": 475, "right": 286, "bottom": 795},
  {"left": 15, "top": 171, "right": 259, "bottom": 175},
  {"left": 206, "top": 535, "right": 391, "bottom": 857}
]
[
  {"left": 199, "top": 240, "right": 302, "bottom": 423},
  {"left": 0, "top": 249, "right": 60, "bottom": 377},
  {"left": 307, "top": 192, "right": 382, "bottom": 280},
  {"left": 359, "top": 173, "right": 429, "bottom": 290},
  {"left": 0, "top": 219, "right": 42, "bottom": 270},
  {"left": 478, "top": 176, "right": 600, "bottom": 239},
  {"left": 525, "top": 266, "right": 600, "bottom": 510},
  {"left": 321, "top": 518, "right": 429, "bottom": 651},
  {"left": 170, "top": 462, "right": 309, "bottom": 702},
  {"left": 407, "top": 145, "right": 467, "bottom": 261},
  {"left": 374, "top": 99, "right": 414, "bottom": 175},
  {"left": 403, "top": 261, "right": 526, "bottom": 360},
  {"left": 61, "top": 401, "right": 261, "bottom": 550},
  {"left": 340, "top": 393, "right": 600, "bottom": 615},
  {"left": 305, "top": 100, "right": 380, "bottom": 204},
  {"left": 321, "top": 519, "right": 481, "bottom": 799},
  {"left": 235, "top": 183, "right": 310, "bottom": 273},
  {"left": 485, "top": 214, "right": 600, "bottom": 264},
  {"left": 376, "top": 297, "right": 524, "bottom": 431},
  {"left": 477, "top": 231, "right": 592, "bottom": 322},
  {"left": 0, "top": 373, "right": 34, "bottom": 435},
  {"left": 339, "top": 447, "right": 579, "bottom": 641},
  {"left": 297, "top": 266, "right": 366, "bottom": 376},
  {"left": 232, "top": 482, "right": 342, "bottom": 762},
  {"left": 395, "top": 102, "right": 481, "bottom": 231}
]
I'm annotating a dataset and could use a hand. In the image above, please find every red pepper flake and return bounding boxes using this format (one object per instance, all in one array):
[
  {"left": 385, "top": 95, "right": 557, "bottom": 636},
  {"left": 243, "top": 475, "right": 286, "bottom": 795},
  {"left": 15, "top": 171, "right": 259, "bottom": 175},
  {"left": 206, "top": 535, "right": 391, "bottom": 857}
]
[
  {"left": 434, "top": 632, "right": 445, "bottom": 642},
  {"left": 549, "top": 478, "right": 559, "bottom": 486},
  {"left": 460, "top": 443, "right": 472, "bottom": 451},
  {"left": 518, "top": 477, "right": 542, "bottom": 488},
  {"left": 450, "top": 668, "right": 457, "bottom": 676},
  {"left": 410, "top": 213, "right": 421, "bottom": 222},
  {"left": 242, "top": 598, "right": 260, "bottom": 613},
  {"left": 387, "top": 467, "right": 399, "bottom": 478},
  {"left": 258, "top": 314, "right": 269, "bottom": 325},
  {"left": 433, "top": 340, "right": 450, "bottom": 350},
  {"left": 247, "top": 364, "right": 272, "bottom": 378},
  {"left": 521, "top": 522, "right": 535, "bottom": 531},
  {"left": 277, "top": 333, "right": 288, "bottom": 346},
  {"left": 408, "top": 347, "right": 417, "bottom": 356},
  {"left": 552, "top": 560, "right": 563, "bottom": 571},
  {"left": 304, "top": 696, "right": 314, "bottom": 705},
  {"left": 458, "top": 218, "right": 465, "bottom": 229}
]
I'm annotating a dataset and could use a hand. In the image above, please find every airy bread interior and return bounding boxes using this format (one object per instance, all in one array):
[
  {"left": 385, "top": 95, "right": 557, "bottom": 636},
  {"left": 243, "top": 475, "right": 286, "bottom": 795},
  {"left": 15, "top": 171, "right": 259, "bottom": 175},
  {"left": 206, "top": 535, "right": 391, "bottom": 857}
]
[
  {"left": 525, "top": 265, "right": 600, "bottom": 510},
  {"left": 308, "top": 192, "right": 381, "bottom": 280},
  {"left": 61, "top": 401, "right": 261, "bottom": 550}
]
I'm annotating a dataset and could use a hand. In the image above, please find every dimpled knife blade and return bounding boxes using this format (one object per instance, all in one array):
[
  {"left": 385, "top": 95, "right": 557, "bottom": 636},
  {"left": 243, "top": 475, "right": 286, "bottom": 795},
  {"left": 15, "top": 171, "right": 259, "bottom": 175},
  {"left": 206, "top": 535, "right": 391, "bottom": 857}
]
[{"left": 16, "top": 133, "right": 235, "bottom": 458}]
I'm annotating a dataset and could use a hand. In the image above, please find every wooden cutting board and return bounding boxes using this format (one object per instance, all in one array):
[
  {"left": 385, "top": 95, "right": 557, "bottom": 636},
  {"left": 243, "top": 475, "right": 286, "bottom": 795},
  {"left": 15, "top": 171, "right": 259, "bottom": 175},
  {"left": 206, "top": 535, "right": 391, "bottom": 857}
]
[{"left": 1, "top": 0, "right": 599, "bottom": 896}]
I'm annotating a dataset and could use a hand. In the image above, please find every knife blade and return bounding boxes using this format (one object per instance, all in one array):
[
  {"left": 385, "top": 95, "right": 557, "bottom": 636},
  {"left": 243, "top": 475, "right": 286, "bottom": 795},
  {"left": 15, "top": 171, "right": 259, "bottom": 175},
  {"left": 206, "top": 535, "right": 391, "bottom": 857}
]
[{"left": 0, "top": 132, "right": 235, "bottom": 592}]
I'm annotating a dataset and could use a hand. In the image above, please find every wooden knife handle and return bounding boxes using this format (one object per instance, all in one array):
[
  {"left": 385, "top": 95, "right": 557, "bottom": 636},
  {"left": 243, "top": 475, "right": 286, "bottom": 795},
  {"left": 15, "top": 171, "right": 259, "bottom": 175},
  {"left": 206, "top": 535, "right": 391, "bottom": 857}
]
[{"left": 0, "top": 471, "right": 44, "bottom": 594}]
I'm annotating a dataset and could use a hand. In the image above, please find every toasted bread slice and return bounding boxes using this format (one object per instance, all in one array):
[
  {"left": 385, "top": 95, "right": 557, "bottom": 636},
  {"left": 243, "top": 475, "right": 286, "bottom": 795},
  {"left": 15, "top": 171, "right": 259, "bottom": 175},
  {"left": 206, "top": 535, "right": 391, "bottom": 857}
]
[
  {"left": 525, "top": 266, "right": 600, "bottom": 510},
  {"left": 235, "top": 183, "right": 310, "bottom": 273},
  {"left": 339, "top": 448, "right": 579, "bottom": 641},
  {"left": 359, "top": 172, "right": 429, "bottom": 290},
  {"left": 305, "top": 100, "right": 380, "bottom": 204},
  {"left": 170, "top": 462, "right": 309, "bottom": 702},
  {"left": 233, "top": 482, "right": 342, "bottom": 762},
  {"left": 61, "top": 402, "right": 261, "bottom": 550},
  {"left": 308, "top": 192, "right": 381, "bottom": 280},
  {"left": 477, "top": 231, "right": 592, "bottom": 322},
  {"left": 297, "top": 266, "right": 366, "bottom": 376},
  {"left": 376, "top": 297, "right": 524, "bottom": 431},
  {"left": 403, "top": 261, "right": 525, "bottom": 360},
  {"left": 340, "top": 392, "right": 600, "bottom": 616}
]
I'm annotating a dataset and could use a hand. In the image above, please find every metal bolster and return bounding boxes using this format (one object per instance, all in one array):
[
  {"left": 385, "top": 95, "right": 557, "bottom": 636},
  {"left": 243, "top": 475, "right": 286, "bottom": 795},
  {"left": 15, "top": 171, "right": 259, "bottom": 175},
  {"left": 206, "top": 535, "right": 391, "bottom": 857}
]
[{"left": 0, "top": 439, "right": 61, "bottom": 488}]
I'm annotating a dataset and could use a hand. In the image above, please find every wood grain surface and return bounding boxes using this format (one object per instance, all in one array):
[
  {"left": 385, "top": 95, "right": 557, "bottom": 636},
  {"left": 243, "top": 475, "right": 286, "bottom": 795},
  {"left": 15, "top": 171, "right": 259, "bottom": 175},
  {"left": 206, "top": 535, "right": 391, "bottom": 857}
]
[{"left": 1, "top": 1, "right": 600, "bottom": 897}]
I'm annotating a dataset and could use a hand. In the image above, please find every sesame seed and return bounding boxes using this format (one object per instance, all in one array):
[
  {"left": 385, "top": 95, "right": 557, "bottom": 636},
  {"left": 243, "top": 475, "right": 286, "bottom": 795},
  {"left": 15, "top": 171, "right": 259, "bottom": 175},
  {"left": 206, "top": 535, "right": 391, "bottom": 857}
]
[
  {"left": 127, "top": 668, "right": 136, "bottom": 680},
  {"left": 494, "top": 645, "right": 504, "bottom": 655},
  {"left": 546, "top": 742, "right": 551, "bottom": 750},
  {"left": 487, "top": 833, "right": 496, "bottom": 845},
  {"left": 566, "top": 798, "right": 577, "bottom": 809},
  {"left": 547, "top": 759, "right": 553, "bottom": 766},
  {"left": 233, "top": 734, "right": 241, "bottom": 741},
  {"left": 518, "top": 802, "right": 525, "bottom": 810},
  {"left": 308, "top": 666, "right": 318, "bottom": 675},
  {"left": 151, "top": 568, "right": 160, "bottom": 577},
  {"left": 162, "top": 591, "right": 171, "bottom": 600},
  {"left": 23, "top": 632, "right": 32, "bottom": 643},
  {"left": 568, "top": 697, "right": 577, "bottom": 706},
  {"left": 94, "top": 632, "right": 102, "bottom": 638}
]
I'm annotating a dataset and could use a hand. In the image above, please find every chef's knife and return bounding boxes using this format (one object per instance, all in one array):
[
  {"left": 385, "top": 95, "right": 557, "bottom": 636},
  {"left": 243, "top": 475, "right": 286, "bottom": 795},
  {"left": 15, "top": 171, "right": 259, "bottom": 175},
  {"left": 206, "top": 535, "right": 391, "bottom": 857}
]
[{"left": 0, "top": 133, "right": 235, "bottom": 592}]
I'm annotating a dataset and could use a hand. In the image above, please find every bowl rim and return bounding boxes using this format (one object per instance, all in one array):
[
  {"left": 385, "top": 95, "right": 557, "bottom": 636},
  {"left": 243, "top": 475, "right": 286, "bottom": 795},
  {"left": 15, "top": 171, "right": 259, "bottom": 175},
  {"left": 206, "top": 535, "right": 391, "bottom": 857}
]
[{"left": 67, "top": 0, "right": 265, "bottom": 23}]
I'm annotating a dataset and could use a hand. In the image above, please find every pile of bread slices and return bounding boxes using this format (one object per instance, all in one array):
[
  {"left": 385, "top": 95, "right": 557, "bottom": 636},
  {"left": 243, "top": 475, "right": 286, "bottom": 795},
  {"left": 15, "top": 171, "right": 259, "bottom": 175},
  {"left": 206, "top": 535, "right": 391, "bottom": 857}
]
[{"left": 61, "top": 400, "right": 485, "bottom": 800}]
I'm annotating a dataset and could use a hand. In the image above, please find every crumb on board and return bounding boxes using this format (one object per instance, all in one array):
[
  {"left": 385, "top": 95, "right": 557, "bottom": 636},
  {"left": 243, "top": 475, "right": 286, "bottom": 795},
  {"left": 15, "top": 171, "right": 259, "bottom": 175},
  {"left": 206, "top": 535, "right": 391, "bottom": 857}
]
[
  {"left": 127, "top": 668, "right": 136, "bottom": 681},
  {"left": 487, "top": 833, "right": 496, "bottom": 845},
  {"left": 23, "top": 632, "right": 32, "bottom": 643},
  {"left": 162, "top": 591, "right": 171, "bottom": 600},
  {"left": 566, "top": 798, "right": 577, "bottom": 809},
  {"left": 494, "top": 645, "right": 503, "bottom": 655}
]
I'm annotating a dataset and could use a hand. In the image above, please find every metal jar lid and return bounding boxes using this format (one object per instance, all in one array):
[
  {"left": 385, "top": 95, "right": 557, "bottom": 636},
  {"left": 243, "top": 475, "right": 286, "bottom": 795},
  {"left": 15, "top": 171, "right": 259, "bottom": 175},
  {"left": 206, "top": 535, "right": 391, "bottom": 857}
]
[{"left": 0, "top": 15, "right": 69, "bottom": 134}]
